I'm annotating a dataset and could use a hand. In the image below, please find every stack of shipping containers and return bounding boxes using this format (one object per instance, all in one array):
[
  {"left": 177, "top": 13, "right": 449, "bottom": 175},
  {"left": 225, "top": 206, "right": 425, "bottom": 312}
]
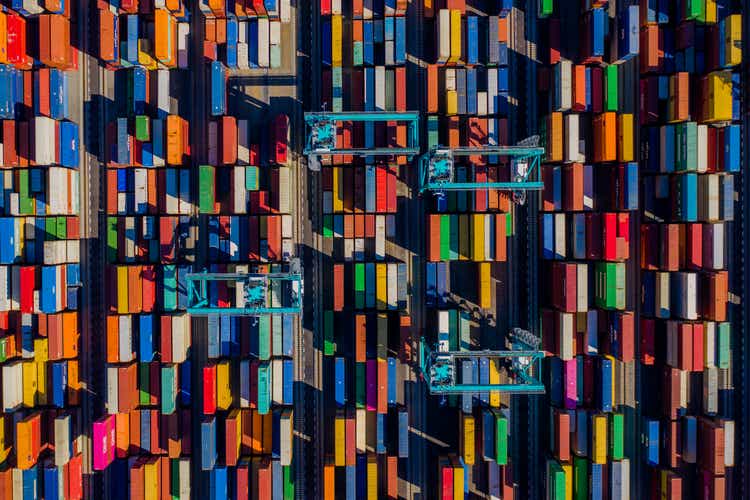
[
  {"left": 198, "top": 0, "right": 292, "bottom": 70},
  {"left": 638, "top": 4, "right": 739, "bottom": 498},
  {"left": 319, "top": 0, "right": 411, "bottom": 497},
  {"left": 424, "top": 1, "right": 519, "bottom": 497},
  {"left": 539, "top": 3, "right": 639, "bottom": 497},
  {"left": 95, "top": 1, "right": 195, "bottom": 498},
  {"left": 196, "top": 2, "right": 296, "bottom": 498},
  {"left": 0, "top": 2, "right": 84, "bottom": 496}
]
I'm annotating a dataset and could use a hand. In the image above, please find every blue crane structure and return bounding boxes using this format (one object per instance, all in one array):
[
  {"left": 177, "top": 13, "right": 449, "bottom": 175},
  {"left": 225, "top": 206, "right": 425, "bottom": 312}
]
[
  {"left": 418, "top": 141, "right": 545, "bottom": 203},
  {"left": 303, "top": 110, "right": 420, "bottom": 166},
  {"left": 186, "top": 259, "right": 303, "bottom": 316},
  {"left": 419, "top": 327, "right": 545, "bottom": 395}
]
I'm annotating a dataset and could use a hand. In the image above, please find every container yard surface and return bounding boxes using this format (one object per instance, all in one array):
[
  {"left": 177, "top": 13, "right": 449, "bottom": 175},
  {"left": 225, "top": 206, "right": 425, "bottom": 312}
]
[{"left": 0, "top": 1, "right": 748, "bottom": 499}]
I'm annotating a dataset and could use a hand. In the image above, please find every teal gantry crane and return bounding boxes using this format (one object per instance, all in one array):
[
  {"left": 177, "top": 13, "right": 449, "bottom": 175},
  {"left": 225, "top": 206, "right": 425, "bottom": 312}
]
[
  {"left": 186, "top": 259, "right": 303, "bottom": 316},
  {"left": 419, "top": 328, "right": 545, "bottom": 395},
  {"left": 303, "top": 110, "right": 420, "bottom": 168},
  {"left": 418, "top": 139, "right": 545, "bottom": 203}
]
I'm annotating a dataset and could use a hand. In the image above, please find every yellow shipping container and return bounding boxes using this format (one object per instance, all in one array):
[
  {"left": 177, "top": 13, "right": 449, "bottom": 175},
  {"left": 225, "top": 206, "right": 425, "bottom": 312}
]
[
  {"left": 604, "top": 354, "right": 617, "bottom": 407},
  {"left": 703, "top": 0, "right": 717, "bottom": 23},
  {"left": 36, "top": 361, "right": 47, "bottom": 405},
  {"left": 617, "top": 114, "right": 634, "bottom": 162},
  {"left": 376, "top": 263, "right": 388, "bottom": 310},
  {"left": 724, "top": 14, "right": 742, "bottom": 66},
  {"left": 705, "top": 71, "right": 733, "bottom": 122},
  {"left": 367, "top": 454, "right": 378, "bottom": 500},
  {"left": 449, "top": 10, "right": 462, "bottom": 63},
  {"left": 459, "top": 214, "right": 470, "bottom": 260},
  {"left": 144, "top": 458, "right": 159, "bottom": 500},
  {"left": 334, "top": 414, "right": 345, "bottom": 466},
  {"left": 563, "top": 462, "right": 573, "bottom": 500},
  {"left": 0, "top": 416, "right": 8, "bottom": 463},
  {"left": 332, "top": 167, "right": 344, "bottom": 212},
  {"left": 489, "top": 359, "right": 500, "bottom": 407},
  {"left": 0, "top": 12, "right": 7, "bottom": 64},
  {"left": 472, "top": 214, "right": 484, "bottom": 262},
  {"left": 138, "top": 39, "right": 159, "bottom": 70},
  {"left": 216, "top": 360, "right": 232, "bottom": 410},
  {"left": 22, "top": 362, "right": 37, "bottom": 407},
  {"left": 592, "top": 414, "right": 608, "bottom": 464},
  {"left": 461, "top": 414, "right": 475, "bottom": 465},
  {"left": 547, "top": 112, "right": 563, "bottom": 162},
  {"left": 332, "top": 15, "right": 343, "bottom": 66},
  {"left": 453, "top": 459, "right": 464, "bottom": 499},
  {"left": 446, "top": 90, "right": 458, "bottom": 115},
  {"left": 117, "top": 266, "right": 129, "bottom": 313},
  {"left": 478, "top": 262, "right": 492, "bottom": 309}
]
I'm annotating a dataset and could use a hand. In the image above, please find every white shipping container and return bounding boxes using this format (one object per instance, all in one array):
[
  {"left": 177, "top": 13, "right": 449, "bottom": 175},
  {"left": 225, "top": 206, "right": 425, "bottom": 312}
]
[
  {"left": 172, "top": 314, "right": 190, "bottom": 363},
  {"left": 11, "top": 469, "right": 22, "bottom": 500},
  {"left": 2, "top": 362, "right": 22, "bottom": 411},
  {"left": 703, "top": 365, "right": 718, "bottom": 414},
  {"left": 0, "top": 266, "right": 8, "bottom": 311},
  {"left": 445, "top": 69, "right": 456, "bottom": 92},
  {"left": 556, "top": 59, "right": 572, "bottom": 111},
  {"left": 697, "top": 124, "right": 708, "bottom": 173},
  {"left": 375, "top": 215, "right": 386, "bottom": 260},
  {"left": 375, "top": 66, "right": 386, "bottom": 111},
  {"left": 280, "top": 0, "right": 291, "bottom": 23},
  {"left": 354, "top": 238, "right": 365, "bottom": 261},
  {"left": 655, "top": 271, "right": 670, "bottom": 318},
  {"left": 576, "top": 263, "right": 588, "bottom": 312},
  {"left": 343, "top": 238, "right": 354, "bottom": 261},
  {"left": 42, "top": 241, "right": 67, "bottom": 265},
  {"left": 54, "top": 415, "right": 72, "bottom": 466},
  {"left": 610, "top": 458, "right": 630, "bottom": 500},
  {"left": 118, "top": 315, "right": 133, "bottom": 362},
  {"left": 238, "top": 21, "right": 247, "bottom": 43},
  {"left": 22, "top": 0, "right": 44, "bottom": 15},
  {"left": 165, "top": 169, "right": 179, "bottom": 214},
  {"left": 554, "top": 213, "right": 566, "bottom": 259},
  {"left": 332, "top": 0, "right": 342, "bottom": 15},
  {"left": 178, "top": 23, "right": 190, "bottom": 68},
  {"left": 178, "top": 458, "right": 191, "bottom": 499},
  {"left": 477, "top": 91, "right": 488, "bottom": 116},
  {"left": 437, "top": 10, "right": 450, "bottom": 64},
  {"left": 698, "top": 174, "right": 720, "bottom": 221},
  {"left": 233, "top": 167, "right": 247, "bottom": 214},
  {"left": 272, "top": 359, "right": 283, "bottom": 405},
  {"left": 279, "top": 167, "right": 290, "bottom": 214},
  {"left": 282, "top": 239, "right": 294, "bottom": 260},
  {"left": 106, "top": 365, "right": 119, "bottom": 414},
  {"left": 558, "top": 311, "right": 574, "bottom": 360},
  {"left": 270, "top": 21, "right": 282, "bottom": 46},
  {"left": 280, "top": 409, "right": 293, "bottom": 466},
  {"left": 134, "top": 168, "right": 148, "bottom": 213},
  {"left": 722, "top": 419, "right": 735, "bottom": 466},
  {"left": 157, "top": 70, "right": 170, "bottom": 116},
  {"left": 564, "top": 114, "right": 583, "bottom": 163},
  {"left": 385, "top": 40, "right": 395, "bottom": 66},
  {"left": 705, "top": 223, "right": 724, "bottom": 270},
  {"left": 355, "top": 408, "right": 366, "bottom": 452},
  {"left": 282, "top": 215, "right": 293, "bottom": 239},
  {"left": 35, "top": 117, "right": 56, "bottom": 166},
  {"left": 387, "top": 263, "right": 397, "bottom": 310},
  {"left": 258, "top": 18, "right": 270, "bottom": 68}
]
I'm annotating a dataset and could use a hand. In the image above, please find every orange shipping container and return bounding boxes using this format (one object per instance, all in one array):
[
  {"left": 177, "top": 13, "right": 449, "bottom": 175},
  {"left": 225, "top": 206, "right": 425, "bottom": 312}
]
[
  {"left": 38, "top": 14, "right": 71, "bottom": 69},
  {"left": 547, "top": 112, "right": 563, "bottom": 162},
  {"left": 16, "top": 413, "right": 41, "bottom": 470},
  {"left": 593, "top": 112, "right": 617, "bottom": 163},
  {"left": 155, "top": 9, "right": 178, "bottom": 67},
  {"left": 166, "top": 115, "right": 183, "bottom": 165},
  {"left": 427, "top": 65, "right": 439, "bottom": 113}
]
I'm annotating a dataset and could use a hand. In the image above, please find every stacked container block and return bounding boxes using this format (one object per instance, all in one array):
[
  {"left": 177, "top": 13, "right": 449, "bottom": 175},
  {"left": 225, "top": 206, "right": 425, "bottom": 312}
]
[
  {"left": 638, "top": 5, "right": 739, "bottom": 499},
  {"left": 319, "top": 1, "right": 412, "bottom": 498},
  {"left": 95, "top": 1, "right": 194, "bottom": 497},
  {"left": 0, "top": 2, "right": 84, "bottom": 497}
]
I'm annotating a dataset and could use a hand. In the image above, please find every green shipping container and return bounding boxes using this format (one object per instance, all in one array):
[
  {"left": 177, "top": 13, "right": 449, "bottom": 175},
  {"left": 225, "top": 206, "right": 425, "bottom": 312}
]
[
  {"left": 685, "top": 0, "right": 704, "bottom": 20},
  {"left": 199, "top": 165, "right": 216, "bottom": 214},
  {"left": 440, "top": 215, "right": 450, "bottom": 261},
  {"left": 18, "top": 169, "right": 33, "bottom": 215},
  {"left": 355, "top": 362, "right": 366, "bottom": 408},
  {"left": 257, "top": 362, "right": 270, "bottom": 414},
  {"left": 0, "top": 338, "right": 6, "bottom": 362},
  {"left": 245, "top": 166, "right": 259, "bottom": 190},
  {"left": 272, "top": 315, "right": 282, "bottom": 356},
  {"left": 283, "top": 464, "right": 295, "bottom": 499},
  {"left": 323, "top": 215, "right": 333, "bottom": 239},
  {"left": 135, "top": 115, "right": 150, "bottom": 141},
  {"left": 163, "top": 264, "right": 177, "bottom": 311},
  {"left": 324, "top": 310, "right": 335, "bottom": 355},
  {"left": 546, "top": 459, "right": 566, "bottom": 500},
  {"left": 56, "top": 216, "right": 67, "bottom": 240},
  {"left": 717, "top": 322, "right": 731, "bottom": 368},
  {"left": 573, "top": 456, "right": 588, "bottom": 500},
  {"left": 595, "top": 262, "right": 625, "bottom": 310},
  {"left": 675, "top": 122, "right": 698, "bottom": 171},
  {"left": 353, "top": 42, "right": 364, "bottom": 66},
  {"left": 448, "top": 310, "right": 458, "bottom": 351},
  {"left": 161, "top": 365, "right": 176, "bottom": 415},
  {"left": 427, "top": 116, "right": 439, "bottom": 149},
  {"left": 539, "top": 0, "right": 553, "bottom": 17},
  {"left": 259, "top": 316, "right": 271, "bottom": 360},
  {"left": 495, "top": 414, "right": 508, "bottom": 465},
  {"left": 106, "top": 219, "right": 117, "bottom": 261},
  {"left": 139, "top": 362, "right": 151, "bottom": 406},
  {"left": 604, "top": 65, "right": 618, "bottom": 112},
  {"left": 355, "top": 263, "right": 366, "bottom": 309},
  {"left": 609, "top": 413, "right": 624, "bottom": 460}
]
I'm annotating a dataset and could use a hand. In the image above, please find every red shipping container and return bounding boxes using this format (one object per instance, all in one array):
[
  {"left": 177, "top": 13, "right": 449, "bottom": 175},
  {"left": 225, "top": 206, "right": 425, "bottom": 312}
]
[
  {"left": 142, "top": 265, "right": 156, "bottom": 312},
  {"left": 66, "top": 453, "right": 83, "bottom": 500},
  {"left": 333, "top": 264, "right": 344, "bottom": 311},
  {"left": 221, "top": 116, "right": 238, "bottom": 165},
  {"left": 602, "top": 213, "right": 618, "bottom": 261},
  {"left": 679, "top": 323, "right": 693, "bottom": 371},
  {"left": 684, "top": 223, "right": 702, "bottom": 269},
  {"left": 7, "top": 13, "right": 27, "bottom": 66},
  {"left": 554, "top": 410, "right": 570, "bottom": 461},
  {"left": 236, "top": 462, "right": 249, "bottom": 500},
  {"left": 274, "top": 114, "right": 289, "bottom": 165},
  {"left": 355, "top": 315, "right": 366, "bottom": 363},
  {"left": 19, "top": 266, "right": 35, "bottom": 313},
  {"left": 692, "top": 323, "right": 704, "bottom": 372},
  {"left": 386, "top": 455, "right": 398, "bottom": 498},
  {"left": 203, "top": 364, "right": 217, "bottom": 415},
  {"left": 386, "top": 166, "right": 397, "bottom": 213},
  {"left": 3, "top": 121, "right": 17, "bottom": 167},
  {"left": 474, "top": 167, "right": 487, "bottom": 211},
  {"left": 267, "top": 215, "right": 281, "bottom": 261},
  {"left": 376, "top": 166, "right": 387, "bottom": 213},
  {"left": 661, "top": 224, "right": 680, "bottom": 270}
]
